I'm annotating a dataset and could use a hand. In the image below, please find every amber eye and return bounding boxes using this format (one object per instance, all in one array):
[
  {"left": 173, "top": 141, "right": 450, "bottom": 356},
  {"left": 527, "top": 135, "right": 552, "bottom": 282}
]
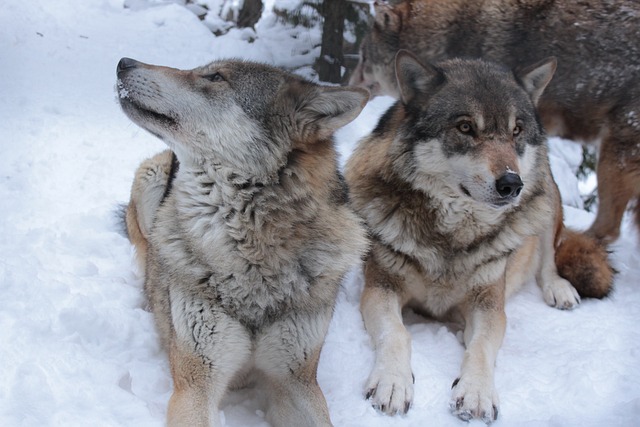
[
  {"left": 203, "top": 73, "right": 224, "bottom": 82},
  {"left": 458, "top": 122, "right": 473, "bottom": 134},
  {"left": 513, "top": 124, "right": 523, "bottom": 136}
]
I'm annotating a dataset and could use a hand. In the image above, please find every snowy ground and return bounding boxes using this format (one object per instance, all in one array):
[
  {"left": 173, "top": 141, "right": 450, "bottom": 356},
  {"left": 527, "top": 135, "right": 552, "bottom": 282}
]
[{"left": 1, "top": 1, "right": 639, "bottom": 426}]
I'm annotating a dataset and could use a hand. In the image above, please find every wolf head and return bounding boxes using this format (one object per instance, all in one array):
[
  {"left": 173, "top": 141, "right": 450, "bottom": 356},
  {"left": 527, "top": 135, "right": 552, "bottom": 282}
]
[
  {"left": 117, "top": 58, "right": 368, "bottom": 181},
  {"left": 390, "top": 51, "right": 555, "bottom": 208},
  {"left": 348, "top": 2, "right": 406, "bottom": 97}
]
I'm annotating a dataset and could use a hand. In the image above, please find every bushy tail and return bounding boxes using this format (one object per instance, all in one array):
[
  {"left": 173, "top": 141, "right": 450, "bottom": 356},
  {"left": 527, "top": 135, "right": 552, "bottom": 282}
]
[
  {"left": 555, "top": 228, "right": 615, "bottom": 299},
  {"left": 123, "top": 199, "right": 150, "bottom": 272},
  {"left": 114, "top": 202, "right": 129, "bottom": 239},
  {"left": 634, "top": 200, "right": 640, "bottom": 238}
]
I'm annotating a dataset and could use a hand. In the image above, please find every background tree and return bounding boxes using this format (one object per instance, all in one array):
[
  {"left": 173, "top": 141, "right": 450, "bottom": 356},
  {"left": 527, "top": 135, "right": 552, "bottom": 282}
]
[
  {"left": 274, "top": 0, "right": 371, "bottom": 83},
  {"left": 315, "top": 0, "right": 347, "bottom": 83},
  {"left": 237, "top": 0, "right": 263, "bottom": 28}
]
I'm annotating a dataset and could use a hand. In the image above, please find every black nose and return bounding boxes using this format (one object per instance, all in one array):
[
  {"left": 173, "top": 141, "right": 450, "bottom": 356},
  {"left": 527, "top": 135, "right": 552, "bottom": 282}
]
[
  {"left": 117, "top": 57, "right": 139, "bottom": 73},
  {"left": 496, "top": 173, "right": 523, "bottom": 198}
]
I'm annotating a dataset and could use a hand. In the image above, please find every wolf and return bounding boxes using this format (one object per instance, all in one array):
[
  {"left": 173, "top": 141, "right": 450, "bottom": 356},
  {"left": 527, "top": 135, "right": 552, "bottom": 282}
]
[
  {"left": 116, "top": 57, "right": 369, "bottom": 427},
  {"left": 344, "top": 51, "right": 614, "bottom": 423},
  {"left": 349, "top": 0, "right": 640, "bottom": 245}
]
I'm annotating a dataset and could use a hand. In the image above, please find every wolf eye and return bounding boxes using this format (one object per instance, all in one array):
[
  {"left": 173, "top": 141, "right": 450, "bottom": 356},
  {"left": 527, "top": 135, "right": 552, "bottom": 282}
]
[
  {"left": 203, "top": 73, "right": 224, "bottom": 82},
  {"left": 457, "top": 122, "right": 473, "bottom": 135},
  {"left": 513, "top": 123, "right": 523, "bottom": 136}
]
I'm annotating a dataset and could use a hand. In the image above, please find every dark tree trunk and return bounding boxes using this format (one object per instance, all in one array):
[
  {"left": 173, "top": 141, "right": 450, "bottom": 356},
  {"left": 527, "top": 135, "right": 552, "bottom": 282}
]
[
  {"left": 316, "top": 0, "right": 346, "bottom": 83},
  {"left": 237, "top": 0, "right": 263, "bottom": 28}
]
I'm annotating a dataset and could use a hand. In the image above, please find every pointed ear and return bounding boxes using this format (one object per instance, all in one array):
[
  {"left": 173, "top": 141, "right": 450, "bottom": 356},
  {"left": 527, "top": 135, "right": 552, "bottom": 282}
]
[
  {"left": 297, "top": 86, "right": 369, "bottom": 139},
  {"left": 395, "top": 50, "right": 443, "bottom": 104},
  {"left": 373, "top": 1, "right": 402, "bottom": 32},
  {"left": 517, "top": 57, "right": 556, "bottom": 106}
]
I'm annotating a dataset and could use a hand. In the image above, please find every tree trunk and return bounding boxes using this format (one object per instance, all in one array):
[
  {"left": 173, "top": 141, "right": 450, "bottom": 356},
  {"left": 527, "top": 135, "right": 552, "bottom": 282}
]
[
  {"left": 237, "top": 0, "right": 263, "bottom": 28},
  {"left": 316, "top": 0, "right": 346, "bottom": 83}
]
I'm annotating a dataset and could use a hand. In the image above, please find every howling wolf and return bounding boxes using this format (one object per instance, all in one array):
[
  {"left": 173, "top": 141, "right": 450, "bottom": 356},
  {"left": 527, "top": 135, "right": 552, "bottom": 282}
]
[{"left": 117, "top": 57, "right": 369, "bottom": 427}]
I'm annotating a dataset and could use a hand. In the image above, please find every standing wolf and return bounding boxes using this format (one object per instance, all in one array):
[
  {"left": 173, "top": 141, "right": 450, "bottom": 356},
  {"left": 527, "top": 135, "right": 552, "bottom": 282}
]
[
  {"left": 345, "top": 51, "right": 613, "bottom": 423},
  {"left": 349, "top": 0, "right": 640, "bottom": 245},
  {"left": 117, "top": 57, "right": 369, "bottom": 426}
]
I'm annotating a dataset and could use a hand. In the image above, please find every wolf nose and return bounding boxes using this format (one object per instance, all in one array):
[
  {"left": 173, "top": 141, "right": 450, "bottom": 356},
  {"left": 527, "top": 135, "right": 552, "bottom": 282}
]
[
  {"left": 117, "top": 57, "right": 139, "bottom": 73},
  {"left": 496, "top": 173, "right": 523, "bottom": 198}
]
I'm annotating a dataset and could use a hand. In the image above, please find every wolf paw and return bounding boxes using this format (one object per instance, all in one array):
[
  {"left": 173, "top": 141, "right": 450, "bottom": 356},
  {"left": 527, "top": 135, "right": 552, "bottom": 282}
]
[
  {"left": 364, "top": 367, "right": 414, "bottom": 415},
  {"left": 449, "top": 377, "right": 499, "bottom": 424},
  {"left": 142, "top": 164, "right": 168, "bottom": 184},
  {"left": 542, "top": 276, "right": 581, "bottom": 310}
]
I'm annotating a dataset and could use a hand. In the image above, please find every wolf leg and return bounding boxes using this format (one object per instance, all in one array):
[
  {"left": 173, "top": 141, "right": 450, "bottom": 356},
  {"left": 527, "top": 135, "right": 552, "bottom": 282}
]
[
  {"left": 451, "top": 284, "right": 505, "bottom": 423},
  {"left": 588, "top": 132, "right": 640, "bottom": 244},
  {"left": 125, "top": 149, "right": 174, "bottom": 270},
  {"left": 536, "top": 214, "right": 581, "bottom": 310},
  {"left": 503, "top": 236, "right": 539, "bottom": 299},
  {"left": 360, "top": 258, "right": 413, "bottom": 415},
  {"left": 255, "top": 309, "right": 334, "bottom": 427},
  {"left": 166, "top": 292, "right": 252, "bottom": 427},
  {"left": 130, "top": 150, "right": 174, "bottom": 236}
]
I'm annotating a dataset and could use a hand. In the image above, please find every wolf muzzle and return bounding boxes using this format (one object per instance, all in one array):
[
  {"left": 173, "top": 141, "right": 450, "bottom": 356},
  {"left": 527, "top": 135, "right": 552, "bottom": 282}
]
[
  {"left": 495, "top": 173, "right": 523, "bottom": 199},
  {"left": 117, "top": 57, "right": 140, "bottom": 74}
]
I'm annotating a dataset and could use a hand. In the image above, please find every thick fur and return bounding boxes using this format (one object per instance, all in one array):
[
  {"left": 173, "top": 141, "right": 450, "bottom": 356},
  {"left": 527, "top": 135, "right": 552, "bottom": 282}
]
[
  {"left": 349, "top": 0, "right": 640, "bottom": 245},
  {"left": 124, "top": 149, "right": 176, "bottom": 270},
  {"left": 555, "top": 229, "right": 615, "bottom": 299},
  {"left": 117, "top": 57, "right": 369, "bottom": 427},
  {"left": 344, "top": 52, "right": 613, "bottom": 423}
]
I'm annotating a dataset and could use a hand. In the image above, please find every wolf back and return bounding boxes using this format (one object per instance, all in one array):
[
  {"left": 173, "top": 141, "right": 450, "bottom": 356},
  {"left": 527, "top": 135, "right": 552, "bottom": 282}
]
[{"left": 349, "top": 0, "right": 640, "bottom": 245}]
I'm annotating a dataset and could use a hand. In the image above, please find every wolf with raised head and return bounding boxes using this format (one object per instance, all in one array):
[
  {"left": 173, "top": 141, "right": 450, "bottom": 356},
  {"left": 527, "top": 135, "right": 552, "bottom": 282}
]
[
  {"left": 349, "top": 0, "right": 640, "bottom": 245},
  {"left": 345, "top": 51, "right": 613, "bottom": 423},
  {"left": 117, "top": 57, "right": 369, "bottom": 427}
]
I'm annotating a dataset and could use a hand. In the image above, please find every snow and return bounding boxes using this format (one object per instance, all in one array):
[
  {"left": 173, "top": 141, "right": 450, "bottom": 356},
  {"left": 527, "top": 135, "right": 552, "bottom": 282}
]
[{"left": 1, "top": 1, "right": 639, "bottom": 426}]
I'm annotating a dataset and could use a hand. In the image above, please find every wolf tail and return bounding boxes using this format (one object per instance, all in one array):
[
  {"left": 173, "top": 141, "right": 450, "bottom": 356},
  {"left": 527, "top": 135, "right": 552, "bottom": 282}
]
[
  {"left": 123, "top": 199, "right": 150, "bottom": 272},
  {"left": 634, "top": 200, "right": 640, "bottom": 238},
  {"left": 554, "top": 227, "right": 615, "bottom": 299},
  {"left": 115, "top": 202, "right": 129, "bottom": 239}
]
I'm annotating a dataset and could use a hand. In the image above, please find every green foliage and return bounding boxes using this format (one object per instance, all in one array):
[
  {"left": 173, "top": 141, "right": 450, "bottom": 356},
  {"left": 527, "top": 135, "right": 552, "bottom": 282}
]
[
  {"left": 273, "top": 1, "right": 371, "bottom": 48},
  {"left": 273, "top": 1, "right": 322, "bottom": 28},
  {"left": 577, "top": 146, "right": 598, "bottom": 212},
  {"left": 576, "top": 146, "right": 597, "bottom": 180}
]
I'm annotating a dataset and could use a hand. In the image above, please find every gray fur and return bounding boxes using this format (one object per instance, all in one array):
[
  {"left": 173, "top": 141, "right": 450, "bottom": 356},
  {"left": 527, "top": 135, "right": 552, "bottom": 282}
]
[
  {"left": 345, "top": 53, "right": 581, "bottom": 423},
  {"left": 350, "top": 0, "right": 640, "bottom": 244},
  {"left": 117, "top": 57, "right": 369, "bottom": 426}
]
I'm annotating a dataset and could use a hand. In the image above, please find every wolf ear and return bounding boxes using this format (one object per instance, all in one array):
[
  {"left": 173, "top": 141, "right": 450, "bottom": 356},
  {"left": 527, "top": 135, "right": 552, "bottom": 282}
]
[
  {"left": 517, "top": 57, "right": 557, "bottom": 106},
  {"left": 395, "top": 50, "right": 443, "bottom": 104},
  {"left": 373, "top": 1, "right": 403, "bottom": 32},
  {"left": 297, "top": 86, "right": 369, "bottom": 139}
]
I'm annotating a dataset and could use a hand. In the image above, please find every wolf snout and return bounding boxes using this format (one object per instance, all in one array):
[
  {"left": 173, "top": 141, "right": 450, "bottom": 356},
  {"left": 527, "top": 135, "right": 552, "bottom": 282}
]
[
  {"left": 495, "top": 173, "right": 523, "bottom": 198},
  {"left": 117, "top": 57, "right": 139, "bottom": 74}
]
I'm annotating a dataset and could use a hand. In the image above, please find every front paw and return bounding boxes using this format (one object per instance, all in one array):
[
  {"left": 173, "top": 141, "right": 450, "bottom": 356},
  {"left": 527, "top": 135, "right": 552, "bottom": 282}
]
[
  {"left": 449, "top": 377, "right": 499, "bottom": 424},
  {"left": 364, "top": 367, "right": 414, "bottom": 415},
  {"left": 542, "top": 276, "right": 580, "bottom": 310}
]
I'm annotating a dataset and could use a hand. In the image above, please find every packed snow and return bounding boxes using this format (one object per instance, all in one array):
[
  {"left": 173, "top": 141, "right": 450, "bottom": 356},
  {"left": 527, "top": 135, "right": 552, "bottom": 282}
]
[{"left": 1, "top": 1, "right": 639, "bottom": 426}]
